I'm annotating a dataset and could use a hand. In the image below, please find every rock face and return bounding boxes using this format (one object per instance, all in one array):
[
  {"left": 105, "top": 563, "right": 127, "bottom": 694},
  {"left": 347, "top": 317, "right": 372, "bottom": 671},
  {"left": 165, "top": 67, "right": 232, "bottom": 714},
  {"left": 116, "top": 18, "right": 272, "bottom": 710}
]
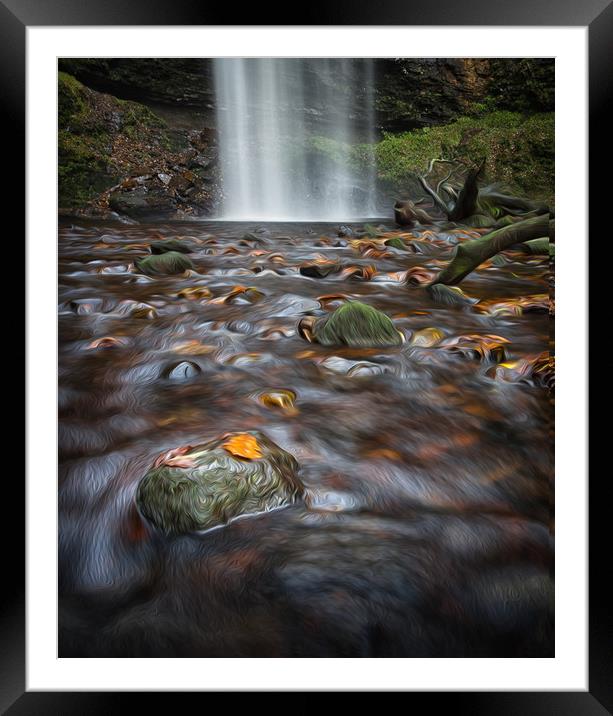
[
  {"left": 59, "top": 58, "right": 217, "bottom": 108},
  {"left": 58, "top": 71, "right": 219, "bottom": 216},
  {"left": 60, "top": 58, "right": 553, "bottom": 133},
  {"left": 136, "top": 432, "right": 303, "bottom": 533}
]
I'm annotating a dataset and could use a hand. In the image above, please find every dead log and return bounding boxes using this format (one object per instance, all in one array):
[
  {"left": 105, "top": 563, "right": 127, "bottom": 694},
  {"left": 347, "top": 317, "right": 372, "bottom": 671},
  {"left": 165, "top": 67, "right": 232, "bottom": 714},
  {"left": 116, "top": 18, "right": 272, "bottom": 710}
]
[
  {"left": 432, "top": 214, "right": 551, "bottom": 286},
  {"left": 394, "top": 199, "right": 435, "bottom": 226},
  {"left": 448, "top": 158, "right": 486, "bottom": 221}
]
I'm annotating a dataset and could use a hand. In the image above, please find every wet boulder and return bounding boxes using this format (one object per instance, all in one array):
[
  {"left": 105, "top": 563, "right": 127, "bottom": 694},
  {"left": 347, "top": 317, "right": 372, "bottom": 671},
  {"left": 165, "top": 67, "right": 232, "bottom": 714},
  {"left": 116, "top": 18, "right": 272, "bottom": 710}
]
[
  {"left": 337, "top": 225, "right": 354, "bottom": 237},
  {"left": 135, "top": 252, "right": 194, "bottom": 276},
  {"left": 299, "top": 300, "right": 404, "bottom": 348},
  {"left": 320, "top": 356, "right": 387, "bottom": 377},
  {"left": 136, "top": 432, "right": 303, "bottom": 534},
  {"left": 150, "top": 238, "right": 195, "bottom": 255},
  {"left": 300, "top": 262, "right": 342, "bottom": 278},
  {"left": 109, "top": 186, "right": 178, "bottom": 219}
]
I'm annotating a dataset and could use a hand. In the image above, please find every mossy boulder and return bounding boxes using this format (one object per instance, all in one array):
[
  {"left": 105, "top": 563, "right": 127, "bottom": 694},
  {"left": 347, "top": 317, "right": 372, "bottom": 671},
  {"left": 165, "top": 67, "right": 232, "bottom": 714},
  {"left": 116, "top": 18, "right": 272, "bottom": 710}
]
[
  {"left": 306, "top": 301, "right": 404, "bottom": 348},
  {"left": 136, "top": 432, "right": 303, "bottom": 534},
  {"left": 135, "top": 251, "right": 194, "bottom": 276},
  {"left": 427, "top": 284, "right": 479, "bottom": 307},
  {"left": 150, "top": 238, "right": 195, "bottom": 255},
  {"left": 384, "top": 237, "right": 407, "bottom": 250}
]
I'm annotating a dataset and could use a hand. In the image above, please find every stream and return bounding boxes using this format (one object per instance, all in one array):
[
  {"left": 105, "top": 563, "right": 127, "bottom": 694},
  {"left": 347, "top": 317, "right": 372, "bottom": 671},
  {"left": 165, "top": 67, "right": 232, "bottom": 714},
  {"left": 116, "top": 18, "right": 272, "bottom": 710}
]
[{"left": 58, "top": 219, "right": 553, "bottom": 657}]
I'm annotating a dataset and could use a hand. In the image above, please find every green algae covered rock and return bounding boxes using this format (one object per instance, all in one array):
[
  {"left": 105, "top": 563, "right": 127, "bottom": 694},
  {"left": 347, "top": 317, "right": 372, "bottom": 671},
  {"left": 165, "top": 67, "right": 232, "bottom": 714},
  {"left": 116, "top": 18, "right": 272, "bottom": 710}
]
[
  {"left": 309, "top": 301, "right": 403, "bottom": 348},
  {"left": 136, "top": 431, "right": 303, "bottom": 534},
  {"left": 135, "top": 251, "right": 194, "bottom": 276},
  {"left": 427, "top": 283, "right": 480, "bottom": 307},
  {"left": 384, "top": 237, "right": 406, "bottom": 250}
]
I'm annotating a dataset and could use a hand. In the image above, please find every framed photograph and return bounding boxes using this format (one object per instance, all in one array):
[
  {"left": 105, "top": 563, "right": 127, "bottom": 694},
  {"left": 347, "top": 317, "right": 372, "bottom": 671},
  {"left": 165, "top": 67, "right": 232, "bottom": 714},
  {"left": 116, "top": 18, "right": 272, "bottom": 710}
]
[{"left": 4, "top": 0, "right": 605, "bottom": 709}]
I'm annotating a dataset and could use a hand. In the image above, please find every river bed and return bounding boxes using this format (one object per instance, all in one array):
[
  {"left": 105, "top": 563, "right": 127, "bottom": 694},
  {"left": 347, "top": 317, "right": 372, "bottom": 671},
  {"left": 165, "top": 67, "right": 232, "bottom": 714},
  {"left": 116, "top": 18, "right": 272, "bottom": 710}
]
[{"left": 58, "top": 219, "right": 553, "bottom": 657}]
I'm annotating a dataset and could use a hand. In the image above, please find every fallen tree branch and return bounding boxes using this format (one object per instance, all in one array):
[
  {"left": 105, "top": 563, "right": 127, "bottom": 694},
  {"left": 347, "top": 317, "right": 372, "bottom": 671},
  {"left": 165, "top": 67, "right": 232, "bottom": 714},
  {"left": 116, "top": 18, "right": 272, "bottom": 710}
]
[{"left": 431, "top": 214, "right": 551, "bottom": 286}]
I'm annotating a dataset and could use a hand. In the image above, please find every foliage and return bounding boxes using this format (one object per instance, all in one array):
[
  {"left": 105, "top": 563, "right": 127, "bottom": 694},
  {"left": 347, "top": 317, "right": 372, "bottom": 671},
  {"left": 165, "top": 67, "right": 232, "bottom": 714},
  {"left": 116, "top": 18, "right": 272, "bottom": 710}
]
[
  {"left": 377, "top": 112, "right": 553, "bottom": 204},
  {"left": 309, "top": 110, "right": 554, "bottom": 207}
]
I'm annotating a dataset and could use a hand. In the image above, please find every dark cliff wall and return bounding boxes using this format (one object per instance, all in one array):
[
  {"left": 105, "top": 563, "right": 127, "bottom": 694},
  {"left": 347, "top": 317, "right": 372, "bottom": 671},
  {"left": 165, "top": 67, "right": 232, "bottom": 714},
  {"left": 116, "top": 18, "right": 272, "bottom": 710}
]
[{"left": 59, "top": 57, "right": 554, "bottom": 133}]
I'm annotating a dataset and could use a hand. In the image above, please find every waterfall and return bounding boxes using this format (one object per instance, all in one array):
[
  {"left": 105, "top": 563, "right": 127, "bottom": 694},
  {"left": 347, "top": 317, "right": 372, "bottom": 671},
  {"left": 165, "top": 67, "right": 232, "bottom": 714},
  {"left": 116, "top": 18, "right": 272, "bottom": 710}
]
[{"left": 213, "top": 58, "right": 378, "bottom": 221}]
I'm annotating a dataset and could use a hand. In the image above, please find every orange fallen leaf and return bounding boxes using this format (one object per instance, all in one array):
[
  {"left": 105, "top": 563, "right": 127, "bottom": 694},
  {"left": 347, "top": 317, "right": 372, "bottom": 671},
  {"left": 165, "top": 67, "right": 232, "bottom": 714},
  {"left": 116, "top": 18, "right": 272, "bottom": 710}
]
[{"left": 222, "top": 434, "right": 263, "bottom": 460}]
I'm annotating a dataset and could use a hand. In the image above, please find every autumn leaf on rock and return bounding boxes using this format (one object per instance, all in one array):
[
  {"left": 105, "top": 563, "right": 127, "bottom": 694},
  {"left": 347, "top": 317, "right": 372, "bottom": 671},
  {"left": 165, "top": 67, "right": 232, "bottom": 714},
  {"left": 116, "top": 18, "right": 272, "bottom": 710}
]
[{"left": 222, "top": 434, "right": 263, "bottom": 460}]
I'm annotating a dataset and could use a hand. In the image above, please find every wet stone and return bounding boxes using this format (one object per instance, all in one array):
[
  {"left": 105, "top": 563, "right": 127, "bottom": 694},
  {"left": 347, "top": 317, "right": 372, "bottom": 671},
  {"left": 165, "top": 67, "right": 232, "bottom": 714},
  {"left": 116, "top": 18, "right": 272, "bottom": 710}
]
[
  {"left": 165, "top": 361, "right": 201, "bottom": 381},
  {"left": 320, "top": 356, "right": 388, "bottom": 377},
  {"left": 300, "top": 262, "right": 342, "bottom": 279}
]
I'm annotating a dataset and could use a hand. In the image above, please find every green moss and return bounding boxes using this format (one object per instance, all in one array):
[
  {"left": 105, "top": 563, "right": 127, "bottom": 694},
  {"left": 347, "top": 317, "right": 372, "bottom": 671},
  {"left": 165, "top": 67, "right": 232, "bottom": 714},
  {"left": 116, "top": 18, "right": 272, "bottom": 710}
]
[
  {"left": 314, "top": 301, "right": 403, "bottom": 348},
  {"left": 58, "top": 130, "right": 117, "bottom": 206},
  {"left": 58, "top": 71, "right": 87, "bottom": 130},
  {"left": 307, "top": 110, "right": 554, "bottom": 208},
  {"left": 372, "top": 112, "right": 554, "bottom": 205},
  {"left": 117, "top": 97, "right": 166, "bottom": 130}
]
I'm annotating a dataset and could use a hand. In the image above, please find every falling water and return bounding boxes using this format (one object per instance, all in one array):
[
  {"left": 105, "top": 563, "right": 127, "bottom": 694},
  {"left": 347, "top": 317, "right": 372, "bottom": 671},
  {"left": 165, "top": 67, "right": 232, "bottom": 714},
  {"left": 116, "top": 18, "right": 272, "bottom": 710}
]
[{"left": 213, "top": 58, "right": 379, "bottom": 220}]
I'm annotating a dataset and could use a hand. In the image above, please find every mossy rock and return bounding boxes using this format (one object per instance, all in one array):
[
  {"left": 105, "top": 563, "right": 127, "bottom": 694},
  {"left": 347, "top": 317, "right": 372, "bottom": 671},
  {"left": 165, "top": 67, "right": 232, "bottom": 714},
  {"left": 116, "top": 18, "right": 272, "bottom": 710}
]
[
  {"left": 427, "top": 284, "right": 479, "bottom": 307},
  {"left": 311, "top": 301, "right": 403, "bottom": 348},
  {"left": 136, "top": 432, "right": 303, "bottom": 534},
  {"left": 135, "top": 252, "right": 194, "bottom": 276},
  {"left": 150, "top": 239, "right": 194, "bottom": 255},
  {"left": 362, "top": 223, "right": 381, "bottom": 238},
  {"left": 384, "top": 237, "right": 406, "bottom": 250}
]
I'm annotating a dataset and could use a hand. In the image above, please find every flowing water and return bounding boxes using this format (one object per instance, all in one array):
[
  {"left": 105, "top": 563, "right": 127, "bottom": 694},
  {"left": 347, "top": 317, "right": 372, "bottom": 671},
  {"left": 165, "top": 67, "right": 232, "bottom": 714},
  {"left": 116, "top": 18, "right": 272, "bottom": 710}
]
[
  {"left": 58, "top": 219, "right": 553, "bottom": 657},
  {"left": 213, "top": 59, "right": 378, "bottom": 220}
]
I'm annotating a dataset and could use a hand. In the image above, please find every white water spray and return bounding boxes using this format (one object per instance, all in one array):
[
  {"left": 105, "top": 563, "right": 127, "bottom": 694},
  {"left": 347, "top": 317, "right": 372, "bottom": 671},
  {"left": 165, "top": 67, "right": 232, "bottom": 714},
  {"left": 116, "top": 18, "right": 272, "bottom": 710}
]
[{"left": 213, "top": 58, "right": 378, "bottom": 221}]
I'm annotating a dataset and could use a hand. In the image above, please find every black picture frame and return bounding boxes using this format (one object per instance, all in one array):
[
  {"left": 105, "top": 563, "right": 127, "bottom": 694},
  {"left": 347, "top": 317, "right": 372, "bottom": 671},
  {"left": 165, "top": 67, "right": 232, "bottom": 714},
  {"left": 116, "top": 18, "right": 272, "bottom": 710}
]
[{"left": 4, "top": 0, "right": 605, "bottom": 710}]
